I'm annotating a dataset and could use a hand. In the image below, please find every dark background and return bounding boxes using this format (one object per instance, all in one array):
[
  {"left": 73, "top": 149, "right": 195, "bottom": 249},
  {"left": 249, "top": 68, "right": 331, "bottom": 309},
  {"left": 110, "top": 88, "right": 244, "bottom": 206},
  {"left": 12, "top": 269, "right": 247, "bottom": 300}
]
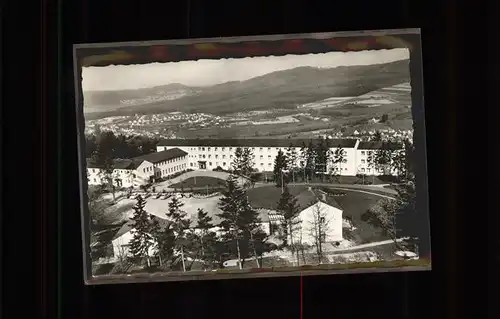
[{"left": 2, "top": 0, "right": 471, "bottom": 318}]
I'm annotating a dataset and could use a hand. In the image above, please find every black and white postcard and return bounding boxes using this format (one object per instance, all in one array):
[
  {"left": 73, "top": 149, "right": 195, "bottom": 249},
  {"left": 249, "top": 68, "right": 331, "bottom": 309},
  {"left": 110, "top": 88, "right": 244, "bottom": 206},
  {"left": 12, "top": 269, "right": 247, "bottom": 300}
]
[{"left": 74, "top": 29, "right": 431, "bottom": 284}]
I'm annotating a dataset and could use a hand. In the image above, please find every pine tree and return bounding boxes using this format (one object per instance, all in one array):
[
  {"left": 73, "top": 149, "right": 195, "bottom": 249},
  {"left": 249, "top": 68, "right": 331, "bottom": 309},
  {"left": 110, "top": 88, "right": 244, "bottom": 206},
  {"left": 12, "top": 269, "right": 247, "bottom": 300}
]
[
  {"left": 333, "top": 145, "right": 347, "bottom": 181},
  {"left": 285, "top": 143, "right": 299, "bottom": 183},
  {"left": 128, "top": 195, "right": 155, "bottom": 268},
  {"left": 166, "top": 197, "right": 190, "bottom": 271},
  {"left": 276, "top": 187, "right": 302, "bottom": 266},
  {"left": 273, "top": 149, "right": 289, "bottom": 188},
  {"left": 313, "top": 137, "right": 329, "bottom": 174},
  {"left": 195, "top": 208, "right": 217, "bottom": 270},
  {"left": 304, "top": 140, "right": 316, "bottom": 181},
  {"left": 217, "top": 175, "right": 262, "bottom": 269},
  {"left": 150, "top": 216, "right": 175, "bottom": 269}
]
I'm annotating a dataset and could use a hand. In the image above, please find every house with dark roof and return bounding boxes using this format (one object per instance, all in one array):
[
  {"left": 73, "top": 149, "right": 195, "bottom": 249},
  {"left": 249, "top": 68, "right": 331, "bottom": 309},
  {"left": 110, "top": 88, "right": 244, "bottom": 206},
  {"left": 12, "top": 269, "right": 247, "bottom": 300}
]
[
  {"left": 156, "top": 138, "right": 362, "bottom": 175},
  {"left": 86, "top": 148, "right": 189, "bottom": 188}
]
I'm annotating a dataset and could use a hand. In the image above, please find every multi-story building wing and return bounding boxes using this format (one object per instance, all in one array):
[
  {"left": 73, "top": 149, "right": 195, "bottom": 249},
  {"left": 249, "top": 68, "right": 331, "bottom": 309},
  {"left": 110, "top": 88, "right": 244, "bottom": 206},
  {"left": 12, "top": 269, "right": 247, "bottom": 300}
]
[
  {"left": 355, "top": 141, "right": 403, "bottom": 176},
  {"left": 86, "top": 148, "right": 188, "bottom": 188},
  {"left": 156, "top": 139, "right": 360, "bottom": 175}
]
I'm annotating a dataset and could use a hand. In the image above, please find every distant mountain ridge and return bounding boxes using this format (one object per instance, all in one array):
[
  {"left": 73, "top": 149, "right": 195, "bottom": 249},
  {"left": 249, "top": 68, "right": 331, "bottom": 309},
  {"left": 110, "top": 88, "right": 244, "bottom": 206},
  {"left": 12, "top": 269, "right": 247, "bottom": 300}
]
[
  {"left": 84, "top": 83, "right": 199, "bottom": 109},
  {"left": 84, "top": 59, "right": 410, "bottom": 119}
]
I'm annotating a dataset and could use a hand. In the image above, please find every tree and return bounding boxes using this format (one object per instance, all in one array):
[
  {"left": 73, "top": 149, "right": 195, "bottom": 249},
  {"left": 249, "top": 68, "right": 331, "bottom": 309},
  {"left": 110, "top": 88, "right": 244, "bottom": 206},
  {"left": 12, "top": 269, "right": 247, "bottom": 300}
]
[
  {"left": 380, "top": 113, "right": 389, "bottom": 123},
  {"left": 231, "top": 147, "right": 255, "bottom": 187},
  {"left": 313, "top": 137, "right": 330, "bottom": 181},
  {"left": 361, "top": 198, "right": 399, "bottom": 243},
  {"left": 333, "top": 145, "right": 347, "bottom": 182},
  {"left": 391, "top": 149, "right": 407, "bottom": 182},
  {"left": 285, "top": 144, "right": 299, "bottom": 183},
  {"left": 217, "top": 175, "right": 262, "bottom": 269},
  {"left": 273, "top": 149, "right": 289, "bottom": 189},
  {"left": 150, "top": 216, "right": 175, "bottom": 269},
  {"left": 276, "top": 187, "right": 302, "bottom": 266},
  {"left": 361, "top": 180, "right": 419, "bottom": 253},
  {"left": 366, "top": 151, "right": 377, "bottom": 184},
  {"left": 87, "top": 188, "right": 109, "bottom": 226},
  {"left": 375, "top": 142, "right": 393, "bottom": 176},
  {"left": 166, "top": 197, "right": 190, "bottom": 272},
  {"left": 372, "top": 130, "right": 383, "bottom": 142},
  {"left": 308, "top": 202, "right": 330, "bottom": 264},
  {"left": 194, "top": 208, "right": 217, "bottom": 270},
  {"left": 301, "top": 140, "right": 316, "bottom": 181},
  {"left": 128, "top": 195, "right": 155, "bottom": 268}
]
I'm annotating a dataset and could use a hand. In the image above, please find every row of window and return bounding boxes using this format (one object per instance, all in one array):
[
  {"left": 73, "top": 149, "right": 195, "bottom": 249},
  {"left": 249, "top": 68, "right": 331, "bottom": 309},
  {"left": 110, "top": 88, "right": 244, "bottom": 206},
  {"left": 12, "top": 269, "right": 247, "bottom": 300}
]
[
  {"left": 158, "top": 163, "right": 187, "bottom": 175},
  {"left": 190, "top": 146, "right": 290, "bottom": 152}
]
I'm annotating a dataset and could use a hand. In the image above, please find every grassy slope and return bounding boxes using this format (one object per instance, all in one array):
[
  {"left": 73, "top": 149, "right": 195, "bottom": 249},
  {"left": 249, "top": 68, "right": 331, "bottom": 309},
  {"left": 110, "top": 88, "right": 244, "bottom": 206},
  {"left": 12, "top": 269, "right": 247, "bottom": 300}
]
[{"left": 84, "top": 60, "right": 410, "bottom": 120}]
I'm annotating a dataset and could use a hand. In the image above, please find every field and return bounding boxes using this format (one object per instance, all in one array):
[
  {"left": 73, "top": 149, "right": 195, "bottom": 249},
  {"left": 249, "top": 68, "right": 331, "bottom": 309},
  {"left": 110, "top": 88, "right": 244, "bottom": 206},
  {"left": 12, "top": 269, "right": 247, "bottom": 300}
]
[{"left": 169, "top": 176, "right": 226, "bottom": 189}]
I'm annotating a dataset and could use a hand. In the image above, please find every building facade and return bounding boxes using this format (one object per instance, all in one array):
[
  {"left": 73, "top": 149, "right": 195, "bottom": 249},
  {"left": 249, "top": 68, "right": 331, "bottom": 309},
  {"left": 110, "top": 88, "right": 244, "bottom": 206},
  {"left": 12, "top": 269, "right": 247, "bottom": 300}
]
[
  {"left": 86, "top": 148, "right": 189, "bottom": 188},
  {"left": 156, "top": 139, "right": 364, "bottom": 175}
]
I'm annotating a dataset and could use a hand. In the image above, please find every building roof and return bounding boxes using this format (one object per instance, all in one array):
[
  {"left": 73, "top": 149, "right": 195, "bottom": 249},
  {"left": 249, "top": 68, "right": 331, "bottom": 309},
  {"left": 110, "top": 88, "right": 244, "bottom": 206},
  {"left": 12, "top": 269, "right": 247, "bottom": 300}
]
[
  {"left": 357, "top": 141, "right": 403, "bottom": 150},
  {"left": 86, "top": 158, "right": 138, "bottom": 170},
  {"left": 302, "top": 200, "right": 343, "bottom": 214},
  {"left": 157, "top": 138, "right": 358, "bottom": 148},
  {"left": 131, "top": 148, "right": 188, "bottom": 165}
]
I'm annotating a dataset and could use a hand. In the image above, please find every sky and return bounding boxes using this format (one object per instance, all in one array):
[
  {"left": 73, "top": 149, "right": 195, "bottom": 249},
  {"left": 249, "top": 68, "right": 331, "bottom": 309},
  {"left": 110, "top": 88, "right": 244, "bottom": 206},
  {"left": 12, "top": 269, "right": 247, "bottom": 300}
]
[{"left": 82, "top": 48, "right": 409, "bottom": 91}]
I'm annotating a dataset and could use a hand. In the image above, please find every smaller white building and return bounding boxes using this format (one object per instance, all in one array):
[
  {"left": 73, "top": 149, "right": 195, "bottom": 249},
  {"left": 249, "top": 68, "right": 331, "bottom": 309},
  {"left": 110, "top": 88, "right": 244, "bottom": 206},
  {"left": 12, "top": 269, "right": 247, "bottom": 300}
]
[
  {"left": 86, "top": 148, "right": 189, "bottom": 189},
  {"left": 292, "top": 201, "right": 343, "bottom": 246}
]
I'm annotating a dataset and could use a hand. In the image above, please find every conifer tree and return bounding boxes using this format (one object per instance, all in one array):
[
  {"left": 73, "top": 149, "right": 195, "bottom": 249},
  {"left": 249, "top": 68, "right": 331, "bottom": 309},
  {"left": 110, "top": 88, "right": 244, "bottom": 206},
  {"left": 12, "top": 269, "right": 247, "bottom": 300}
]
[
  {"left": 273, "top": 149, "right": 289, "bottom": 188},
  {"left": 285, "top": 143, "right": 299, "bottom": 183},
  {"left": 195, "top": 208, "right": 217, "bottom": 270},
  {"left": 276, "top": 186, "right": 302, "bottom": 265},
  {"left": 166, "top": 197, "right": 190, "bottom": 271},
  {"left": 217, "top": 175, "right": 263, "bottom": 269},
  {"left": 128, "top": 195, "right": 154, "bottom": 268}
]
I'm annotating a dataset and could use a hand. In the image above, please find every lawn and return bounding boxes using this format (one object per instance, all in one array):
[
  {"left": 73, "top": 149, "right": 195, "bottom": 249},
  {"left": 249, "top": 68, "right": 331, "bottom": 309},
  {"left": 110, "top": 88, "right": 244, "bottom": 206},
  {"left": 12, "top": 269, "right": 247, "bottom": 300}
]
[
  {"left": 170, "top": 176, "right": 226, "bottom": 189},
  {"left": 247, "top": 185, "right": 316, "bottom": 211},
  {"left": 330, "top": 189, "right": 389, "bottom": 243}
]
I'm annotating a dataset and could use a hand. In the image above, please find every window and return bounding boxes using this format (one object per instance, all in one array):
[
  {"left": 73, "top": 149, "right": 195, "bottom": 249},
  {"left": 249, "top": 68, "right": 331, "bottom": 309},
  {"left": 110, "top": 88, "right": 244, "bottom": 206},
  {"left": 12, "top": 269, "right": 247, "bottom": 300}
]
[
  {"left": 209, "top": 162, "right": 212, "bottom": 166},
  {"left": 260, "top": 163, "right": 264, "bottom": 166},
  {"left": 361, "top": 151, "right": 365, "bottom": 155},
  {"left": 268, "top": 148, "right": 271, "bottom": 151},
  {"left": 202, "top": 155, "right": 206, "bottom": 158},
  {"left": 223, "top": 162, "right": 226, "bottom": 166},
  {"left": 202, "top": 147, "right": 205, "bottom": 151},
  {"left": 260, "top": 155, "right": 263, "bottom": 159},
  {"left": 268, "top": 155, "right": 271, "bottom": 158},
  {"left": 361, "top": 159, "right": 366, "bottom": 164},
  {"left": 143, "top": 168, "right": 146, "bottom": 173},
  {"left": 208, "top": 155, "right": 212, "bottom": 159},
  {"left": 216, "top": 162, "right": 219, "bottom": 166},
  {"left": 190, "top": 163, "right": 193, "bottom": 167},
  {"left": 229, "top": 147, "right": 232, "bottom": 151},
  {"left": 368, "top": 151, "right": 372, "bottom": 155},
  {"left": 215, "top": 155, "right": 218, "bottom": 159},
  {"left": 230, "top": 155, "right": 233, "bottom": 159},
  {"left": 268, "top": 163, "right": 272, "bottom": 166},
  {"left": 259, "top": 147, "right": 263, "bottom": 151},
  {"left": 222, "top": 147, "right": 225, "bottom": 151},
  {"left": 198, "top": 147, "right": 201, "bottom": 151},
  {"left": 93, "top": 178, "right": 97, "bottom": 182},
  {"left": 208, "top": 147, "right": 211, "bottom": 151},
  {"left": 222, "top": 155, "right": 226, "bottom": 159},
  {"left": 214, "top": 147, "right": 218, "bottom": 151},
  {"left": 361, "top": 168, "right": 365, "bottom": 172}
]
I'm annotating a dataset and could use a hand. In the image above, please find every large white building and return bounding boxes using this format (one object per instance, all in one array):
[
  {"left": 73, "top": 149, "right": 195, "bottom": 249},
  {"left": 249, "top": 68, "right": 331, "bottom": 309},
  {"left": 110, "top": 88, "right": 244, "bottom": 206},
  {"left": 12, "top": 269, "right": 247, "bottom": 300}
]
[
  {"left": 156, "top": 139, "right": 404, "bottom": 176},
  {"left": 86, "top": 148, "right": 189, "bottom": 188}
]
